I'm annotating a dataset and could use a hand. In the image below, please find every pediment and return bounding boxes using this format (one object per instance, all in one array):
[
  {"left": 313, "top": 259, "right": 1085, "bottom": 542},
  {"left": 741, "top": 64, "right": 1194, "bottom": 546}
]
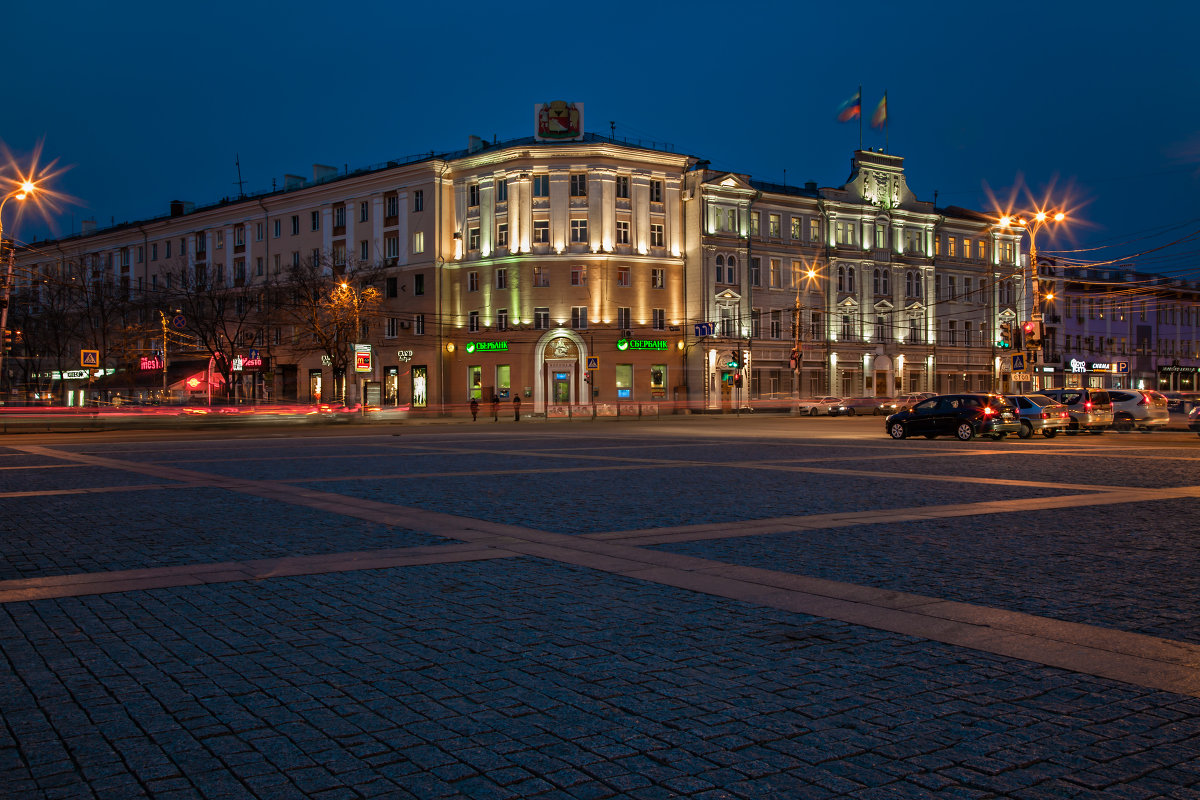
[
  {"left": 715, "top": 288, "right": 742, "bottom": 301},
  {"left": 706, "top": 173, "right": 756, "bottom": 196},
  {"left": 837, "top": 295, "right": 859, "bottom": 308},
  {"left": 873, "top": 299, "right": 895, "bottom": 312},
  {"left": 905, "top": 301, "right": 925, "bottom": 313}
]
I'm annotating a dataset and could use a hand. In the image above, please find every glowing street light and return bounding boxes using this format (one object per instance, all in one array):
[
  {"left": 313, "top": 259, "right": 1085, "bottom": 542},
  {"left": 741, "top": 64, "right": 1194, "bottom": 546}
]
[
  {"left": 0, "top": 180, "right": 38, "bottom": 394},
  {"left": 999, "top": 207, "right": 1067, "bottom": 350}
]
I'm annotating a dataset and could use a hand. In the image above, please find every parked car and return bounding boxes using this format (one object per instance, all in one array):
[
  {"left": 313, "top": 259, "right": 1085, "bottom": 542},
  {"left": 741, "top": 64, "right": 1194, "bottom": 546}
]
[
  {"left": 875, "top": 392, "right": 936, "bottom": 415},
  {"left": 1040, "top": 388, "right": 1114, "bottom": 434},
  {"left": 833, "top": 396, "right": 894, "bottom": 416},
  {"left": 1009, "top": 394, "right": 1071, "bottom": 438},
  {"left": 1189, "top": 404, "right": 1200, "bottom": 436},
  {"left": 884, "top": 393, "right": 1021, "bottom": 441},
  {"left": 1161, "top": 391, "right": 1200, "bottom": 417},
  {"left": 797, "top": 396, "right": 844, "bottom": 416},
  {"left": 1107, "top": 389, "right": 1170, "bottom": 432}
]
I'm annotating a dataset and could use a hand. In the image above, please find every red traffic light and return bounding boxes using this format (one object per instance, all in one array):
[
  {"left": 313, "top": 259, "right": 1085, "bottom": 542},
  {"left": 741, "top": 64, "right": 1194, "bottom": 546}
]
[{"left": 1022, "top": 321, "right": 1035, "bottom": 333}]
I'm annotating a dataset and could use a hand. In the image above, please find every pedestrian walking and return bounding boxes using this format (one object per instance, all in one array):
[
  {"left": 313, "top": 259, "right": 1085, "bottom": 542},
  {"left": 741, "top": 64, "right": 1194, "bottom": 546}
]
[
  {"left": 513, "top": 394, "right": 521, "bottom": 422},
  {"left": 491, "top": 394, "right": 500, "bottom": 422},
  {"left": 469, "top": 398, "right": 479, "bottom": 421}
]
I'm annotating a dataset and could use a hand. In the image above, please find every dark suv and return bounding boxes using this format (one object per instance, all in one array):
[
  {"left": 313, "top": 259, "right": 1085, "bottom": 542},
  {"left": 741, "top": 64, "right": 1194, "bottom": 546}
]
[
  {"left": 884, "top": 393, "right": 1021, "bottom": 441},
  {"left": 1040, "top": 388, "right": 1114, "bottom": 434}
]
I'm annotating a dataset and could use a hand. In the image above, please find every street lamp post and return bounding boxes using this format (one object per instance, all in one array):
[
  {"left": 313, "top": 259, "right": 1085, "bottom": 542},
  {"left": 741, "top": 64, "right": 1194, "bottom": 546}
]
[
  {"left": 0, "top": 181, "right": 37, "bottom": 399},
  {"left": 1001, "top": 210, "right": 1066, "bottom": 389}
]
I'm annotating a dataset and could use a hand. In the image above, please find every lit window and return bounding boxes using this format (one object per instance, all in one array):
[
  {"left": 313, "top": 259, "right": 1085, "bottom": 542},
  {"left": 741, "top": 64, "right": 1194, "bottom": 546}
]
[
  {"left": 413, "top": 231, "right": 425, "bottom": 253},
  {"left": 571, "top": 266, "right": 587, "bottom": 286},
  {"left": 617, "top": 267, "right": 630, "bottom": 287},
  {"left": 651, "top": 268, "right": 665, "bottom": 289}
]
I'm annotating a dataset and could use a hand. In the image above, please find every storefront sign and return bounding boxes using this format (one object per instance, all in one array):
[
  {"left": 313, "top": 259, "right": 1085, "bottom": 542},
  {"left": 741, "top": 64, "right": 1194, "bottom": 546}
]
[
  {"left": 397, "top": 349, "right": 414, "bottom": 362},
  {"left": 1069, "top": 358, "right": 1087, "bottom": 373},
  {"left": 139, "top": 355, "right": 163, "bottom": 371},
  {"left": 35, "top": 369, "right": 113, "bottom": 381},
  {"left": 1159, "top": 365, "right": 1197, "bottom": 374},
  {"left": 617, "top": 339, "right": 668, "bottom": 351},
  {"left": 465, "top": 341, "right": 509, "bottom": 353},
  {"left": 354, "top": 343, "right": 372, "bottom": 372}
]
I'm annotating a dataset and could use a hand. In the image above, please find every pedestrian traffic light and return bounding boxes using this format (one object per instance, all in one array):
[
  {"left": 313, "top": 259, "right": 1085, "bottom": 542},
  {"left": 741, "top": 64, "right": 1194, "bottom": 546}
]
[
  {"left": 998, "top": 322, "right": 1012, "bottom": 348},
  {"left": 727, "top": 352, "right": 740, "bottom": 368}
]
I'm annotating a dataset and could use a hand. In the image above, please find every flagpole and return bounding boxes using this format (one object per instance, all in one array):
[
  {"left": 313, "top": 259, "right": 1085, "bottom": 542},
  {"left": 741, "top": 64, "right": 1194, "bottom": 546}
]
[
  {"left": 884, "top": 91, "right": 889, "bottom": 153},
  {"left": 858, "top": 84, "right": 863, "bottom": 151}
]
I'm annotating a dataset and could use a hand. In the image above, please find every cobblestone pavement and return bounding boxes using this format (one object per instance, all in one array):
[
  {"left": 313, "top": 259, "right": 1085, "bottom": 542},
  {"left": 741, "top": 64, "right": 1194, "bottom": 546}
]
[{"left": 2, "top": 418, "right": 1200, "bottom": 798}]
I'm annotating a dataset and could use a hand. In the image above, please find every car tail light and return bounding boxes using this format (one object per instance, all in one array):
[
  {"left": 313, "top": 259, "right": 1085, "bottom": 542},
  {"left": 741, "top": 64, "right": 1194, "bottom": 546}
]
[
  {"left": 983, "top": 406, "right": 995, "bottom": 416},
  {"left": 1084, "top": 400, "right": 1093, "bottom": 411},
  {"left": 1041, "top": 411, "right": 1050, "bottom": 419},
  {"left": 1137, "top": 393, "right": 1148, "bottom": 406}
]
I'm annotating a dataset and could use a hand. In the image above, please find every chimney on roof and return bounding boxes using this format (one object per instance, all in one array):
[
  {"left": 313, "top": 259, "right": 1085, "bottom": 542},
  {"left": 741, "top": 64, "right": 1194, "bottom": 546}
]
[
  {"left": 283, "top": 174, "right": 304, "bottom": 190},
  {"left": 468, "top": 135, "right": 485, "bottom": 153},
  {"left": 312, "top": 164, "right": 337, "bottom": 182},
  {"left": 81, "top": 218, "right": 97, "bottom": 234},
  {"left": 805, "top": 181, "right": 817, "bottom": 191},
  {"left": 169, "top": 200, "right": 194, "bottom": 217}
]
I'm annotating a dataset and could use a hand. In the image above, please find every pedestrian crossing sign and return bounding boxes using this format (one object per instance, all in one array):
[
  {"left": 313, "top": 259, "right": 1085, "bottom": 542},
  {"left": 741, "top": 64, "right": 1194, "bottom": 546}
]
[
  {"left": 586, "top": 357, "right": 598, "bottom": 370},
  {"left": 81, "top": 350, "right": 99, "bottom": 367}
]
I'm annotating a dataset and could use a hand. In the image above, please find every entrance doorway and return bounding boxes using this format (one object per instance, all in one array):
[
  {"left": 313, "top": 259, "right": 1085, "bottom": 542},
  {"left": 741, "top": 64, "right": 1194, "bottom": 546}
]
[{"left": 545, "top": 362, "right": 575, "bottom": 406}]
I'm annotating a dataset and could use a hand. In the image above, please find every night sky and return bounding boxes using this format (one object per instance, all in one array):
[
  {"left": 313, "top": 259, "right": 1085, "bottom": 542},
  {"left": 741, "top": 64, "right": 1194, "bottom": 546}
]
[{"left": 6, "top": 1, "right": 1199, "bottom": 273}]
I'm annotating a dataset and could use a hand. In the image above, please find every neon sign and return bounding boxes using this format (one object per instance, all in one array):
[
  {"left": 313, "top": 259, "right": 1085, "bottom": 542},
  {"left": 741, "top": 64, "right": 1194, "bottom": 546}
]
[
  {"left": 465, "top": 341, "right": 509, "bottom": 353},
  {"left": 139, "top": 355, "right": 164, "bottom": 371},
  {"left": 617, "top": 339, "right": 668, "bottom": 351}
]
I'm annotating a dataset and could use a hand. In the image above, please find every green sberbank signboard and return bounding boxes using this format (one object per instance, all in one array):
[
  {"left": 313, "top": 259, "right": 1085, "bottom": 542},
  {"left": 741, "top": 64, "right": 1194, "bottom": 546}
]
[
  {"left": 616, "top": 339, "right": 668, "bottom": 351},
  {"left": 465, "top": 341, "right": 509, "bottom": 353}
]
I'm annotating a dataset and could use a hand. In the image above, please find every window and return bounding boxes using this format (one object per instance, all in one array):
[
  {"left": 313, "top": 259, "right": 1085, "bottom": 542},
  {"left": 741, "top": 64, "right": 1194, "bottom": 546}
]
[
  {"left": 571, "top": 266, "right": 586, "bottom": 286},
  {"left": 791, "top": 217, "right": 802, "bottom": 240},
  {"left": 386, "top": 318, "right": 398, "bottom": 338},
  {"left": 151, "top": 243, "right": 158, "bottom": 261},
  {"left": 650, "top": 224, "right": 664, "bottom": 248},
  {"left": 534, "top": 267, "right": 549, "bottom": 287},
  {"left": 292, "top": 215, "right": 300, "bottom": 235},
  {"left": 750, "top": 213, "right": 760, "bottom": 236},
  {"left": 311, "top": 210, "right": 320, "bottom": 231},
  {"left": 715, "top": 255, "right": 725, "bottom": 284},
  {"left": 415, "top": 314, "right": 425, "bottom": 335},
  {"left": 809, "top": 218, "right": 820, "bottom": 241},
  {"left": 771, "top": 310, "right": 782, "bottom": 339},
  {"left": 1001, "top": 241, "right": 1015, "bottom": 263},
  {"left": 215, "top": 231, "right": 224, "bottom": 249},
  {"left": 495, "top": 268, "right": 508, "bottom": 289},
  {"left": 334, "top": 206, "right": 346, "bottom": 229},
  {"left": 948, "top": 276, "right": 956, "bottom": 300},
  {"left": 311, "top": 248, "right": 321, "bottom": 266},
  {"left": 533, "top": 220, "right": 549, "bottom": 243},
  {"left": 651, "top": 268, "right": 665, "bottom": 289},
  {"left": 359, "top": 201, "right": 369, "bottom": 223},
  {"left": 386, "top": 236, "right": 399, "bottom": 259},
  {"left": 841, "top": 314, "right": 852, "bottom": 340},
  {"left": 616, "top": 220, "right": 630, "bottom": 245},
  {"left": 750, "top": 257, "right": 761, "bottom": 287},
  {"left": 946, "top": 320, "right": 957, "bottom": 346},
  {"left": 136, "top": 246, "right": 143, "bottom": 264},
  {"left": 468, "top": 271, "right": 479, "bottom": 292},
  {"left": 292, "top": 251, "right": 300, "bottom": 268},
  {"left": 332, "top": 242, "right": 346, "bottom": 266},
  {"left": 469, "top": 227, "right": 480, "bottom": 250},
  {"left": 769, "top": 259, "right": 781, "bottom": 289},
  {"left": 650, "top": 180, "right": 663, "bottom": 203},
  {"left": 534, "top": 307, "right": 549, "bottom": 329},
  {"left": 652, "top": 309, "right": 665, "bottom": 330},
  {"left": 948, "top": 237, "right": 957, "bottom": 257},
  {"left": 413, "top": 190, "right": 424, "bottom": 212},
  {"left": 978, "top": 240, "right": 986, "bottom": 260},
  {"left": 838, "top": 266, "right": 845, "bottom": 293},
  {"left": 165, "top": 240, "right": 172, "bottom": 258},
  {"left": 769, "top": 214, "right": 781, "bottom": 238},
  {"left": 616, "top": 364, "right": 633, "bottom": 399},
  {"left": 726, "top": 256, "right": 737, "bottom": 285},
  {"left": 496, "top": 179, "right": 508, "bottom": 202},
  {"left": 238, "top": 226, "right": 248, "bottom": 246},
  {"left": 617, "top": 266, "right": 630, "bottom": 287},
  {"left": 415, "top": 274, "right": 425, "bottom": 295},
  {"left": 835, "top": 221, "right": 856, "bottom": 245},
  {"left": 256, "top": 257, "right": 264, "bottom": 277},
  {"left": 875, "top": 224, "right": 886, "bottom": 249},
  {"left": 873, "top": 269, "right": 881, "bottom": 295},
  {"left": 497, "top": 222, "right": 508, "bottom": 247},
  {"left": 616, "top": 176, "right": 630, "bottom": 199},
  {"left": 469, "top": 311, "right": 479, "bottom": 332},
  {"left": 413, "top": 231, "right": 425, "bottom": 253},
  {"left": 532, "top": 175, "right": 549, "bottom": 197},
  {"left": 616, "top": 307, "right": 630, "bottom": 329},
  {"left": 876, "top": 315, "right": 888, "bottom": 342},
  {"left": 468, "top": 183, "right": 480, "bottom": 207},
  {"left": 273, "top": 220, "right": 281, "bottom": 239},
  {"left": 386, "top": 196, "right": 398, "bottom": 217},
  {"left": 360, "top": 240, "right": 369, "bottom": 261},
  {"left": 497, "top": 308, "right": 508, "bottom": 331},
  {"left": 570, "top": 219, "right": 588, "bottom": 243},
  {"left": 386, "top": 277, "right": 398, "bottom": 298},
  {"left": 570, "top": 173, "right": 587, "bottom": 196}
]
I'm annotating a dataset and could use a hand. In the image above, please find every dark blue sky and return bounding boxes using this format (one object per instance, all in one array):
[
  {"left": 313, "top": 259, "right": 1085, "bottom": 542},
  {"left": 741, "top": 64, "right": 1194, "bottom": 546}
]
[{"left": 7, "top": 1, "right": 1200, "bottom": 272}]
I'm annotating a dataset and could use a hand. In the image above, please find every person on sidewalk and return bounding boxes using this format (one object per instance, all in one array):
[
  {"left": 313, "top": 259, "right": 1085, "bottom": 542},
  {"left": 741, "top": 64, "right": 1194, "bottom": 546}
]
[
  {"left": 513, "top": 394, "right": 521, "bottom": 422},
  {"left": 491, "top": 394, "right": 500, "bottom": 422},
  {"left": 470, "top": 398, "right": 479, "bottom": 421}
]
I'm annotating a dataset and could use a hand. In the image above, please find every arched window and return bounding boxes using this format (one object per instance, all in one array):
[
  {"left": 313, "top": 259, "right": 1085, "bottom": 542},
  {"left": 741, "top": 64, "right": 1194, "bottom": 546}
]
[
  {"left": 873, "top": 269, "right": 881, "bottom": 295},
  {"left": 847, "top": 266, "right": 856, "bottom": 293},
  {"left": 727, "top": 256, "right": 737, "bottom": 285},
  {"left": 905, "top": 271, "right": 914, "bottom": 297},
  {"left": 715, "top": 254, "right": 724, "bottom": 284},
  {"left": 837, "top": 266, "right": 845, "bottom": 293},
  {"left": 882, "top": 269, "right": 890, "bottom": 295}
]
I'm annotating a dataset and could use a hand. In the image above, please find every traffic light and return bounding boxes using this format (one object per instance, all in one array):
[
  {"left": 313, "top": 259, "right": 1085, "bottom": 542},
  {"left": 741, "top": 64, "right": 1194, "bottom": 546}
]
[
  {"left": 1, "top": 329, "right": 12, "bottom": 355},
  {"left": 733, "top": 373, "right": 743, "bottom": 387},
  {"left": 1022, "top": 321, "right": 1039, "bottom": 348},
  {"left": 998, "top": 322, "right": 1012, "bottom": 348},
  {"left": 789, "top": 347, "right": 799, "bottom": 369},
  {"left": 727, "top": 352, "right": 740, "bottom": 368}
]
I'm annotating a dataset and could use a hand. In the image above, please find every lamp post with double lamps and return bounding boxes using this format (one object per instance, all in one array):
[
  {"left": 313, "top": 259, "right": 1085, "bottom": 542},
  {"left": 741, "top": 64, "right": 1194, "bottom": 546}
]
[
  {"left": 1000, "top": 209, "right": 1066, "bottom": 385},
  {"left": 0, "top": 181, "right": 37, "bottom": 398}
]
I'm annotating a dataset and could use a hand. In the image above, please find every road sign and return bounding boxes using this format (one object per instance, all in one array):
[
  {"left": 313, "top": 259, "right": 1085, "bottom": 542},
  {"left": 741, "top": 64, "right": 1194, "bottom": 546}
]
[
  {"left": 586, "top": 357, "right": 598, "bottom": 370},
  {"left": 1114, "top": 361, "right": 1130, "bottom": 374},
  {"left": 1011, "top": 354, "right": 1025, "bottom": 371},
  {"left": 81, "top": 350, "right": 99, "bottom": 367},
  {"left": 694, "top": 322, "right": 715, "bottom": 337},
  {"left": 1012, "top": 372, "right": 1031, "bottom": 382},
  {"left": 171, "top": 315, "right": 187, "bottom": 329}
]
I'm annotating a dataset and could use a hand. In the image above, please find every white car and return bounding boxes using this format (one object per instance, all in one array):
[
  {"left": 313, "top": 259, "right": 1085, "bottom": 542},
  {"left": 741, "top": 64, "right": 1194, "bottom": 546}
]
[
  {"left": 797, "top": 396, "right": 843, "bottom": 416},
  {"left": 1109, "top": 389, "right": 1170, "bottom": 432}
]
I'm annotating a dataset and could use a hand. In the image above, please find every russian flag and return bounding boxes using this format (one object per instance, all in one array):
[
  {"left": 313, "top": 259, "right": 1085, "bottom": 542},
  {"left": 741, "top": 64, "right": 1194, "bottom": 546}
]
[
  {"left": 871, "top": 93, "right": 888, "bottom": 129},
  {"left": 836, "top": 89, "right": 861, "bottom": 123}
]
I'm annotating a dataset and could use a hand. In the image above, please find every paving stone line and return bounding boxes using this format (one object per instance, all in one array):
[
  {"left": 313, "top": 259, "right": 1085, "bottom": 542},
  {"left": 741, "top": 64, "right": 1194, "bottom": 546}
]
[{"left": 9, "top": 443, "right": 1200, "bottom": 698}]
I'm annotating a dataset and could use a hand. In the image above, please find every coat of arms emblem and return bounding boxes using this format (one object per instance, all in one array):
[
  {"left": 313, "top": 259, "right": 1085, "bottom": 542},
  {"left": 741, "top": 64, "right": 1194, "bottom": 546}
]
[{"left": 535, "top": 102, "right": 584, "bottom": 141}]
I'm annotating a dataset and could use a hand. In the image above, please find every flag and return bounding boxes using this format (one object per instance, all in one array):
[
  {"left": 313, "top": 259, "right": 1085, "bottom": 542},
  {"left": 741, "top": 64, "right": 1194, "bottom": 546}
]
[
  {"left": 836, "top": 89, "right": 861, "bottom": 123},
  {"left": 871, "top": 93, "right": 888, "bottom": 129}
]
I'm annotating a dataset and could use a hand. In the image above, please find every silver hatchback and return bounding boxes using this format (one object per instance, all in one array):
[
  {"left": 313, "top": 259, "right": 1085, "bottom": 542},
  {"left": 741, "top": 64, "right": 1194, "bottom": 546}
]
[
  {"left": 1010, "top": 394, "right": 1071, "bottom": 438},
  {"left": 1041, "top": 388, "right": 1114, "bottom": 435},
  {"left": 1108, "top": 389, "right": 1170, "bottom": 432}
]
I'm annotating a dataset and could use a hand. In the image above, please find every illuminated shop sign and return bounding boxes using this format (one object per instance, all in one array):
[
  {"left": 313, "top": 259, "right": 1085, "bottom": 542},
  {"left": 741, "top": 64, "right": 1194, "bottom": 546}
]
[
  {"left": 616, "top": 339, "right": 668, "bottom": 351},
  {"left": 465, "top": 341, "right": 509, "bottom": 353},
  {"left": 354, "top": 343, "right": 373, "bottom": 373},
  {"left": 139, "top": 355, "right": 163, "bottom": 371}
]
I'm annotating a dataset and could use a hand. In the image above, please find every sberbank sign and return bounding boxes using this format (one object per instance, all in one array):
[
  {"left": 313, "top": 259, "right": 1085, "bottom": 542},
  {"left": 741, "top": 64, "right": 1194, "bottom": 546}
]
[
  {"left": 465, "top": 341, "right": 509, "bottom": 353},
  {"left": 616, "top": 339, "right": 668, "bottom": 351}
]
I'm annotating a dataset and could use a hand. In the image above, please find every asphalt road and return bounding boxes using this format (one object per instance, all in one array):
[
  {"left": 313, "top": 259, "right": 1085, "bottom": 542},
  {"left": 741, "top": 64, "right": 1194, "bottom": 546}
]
[{"left": 2, "top": 416, "right": 1198, "bottom": 798}]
